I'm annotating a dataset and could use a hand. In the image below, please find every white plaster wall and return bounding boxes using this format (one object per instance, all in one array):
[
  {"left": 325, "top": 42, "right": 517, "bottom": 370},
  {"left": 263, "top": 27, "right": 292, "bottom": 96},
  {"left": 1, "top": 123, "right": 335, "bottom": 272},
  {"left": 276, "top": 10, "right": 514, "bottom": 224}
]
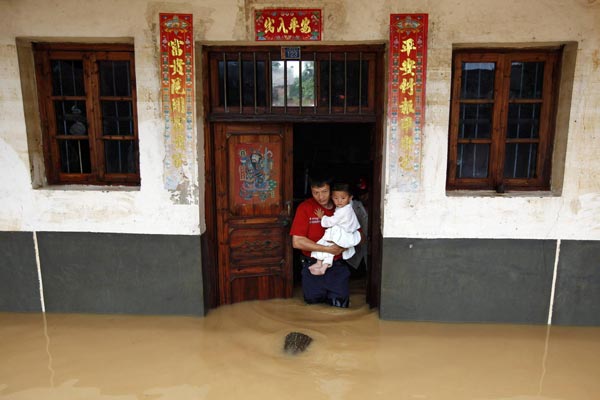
[
  {"left": 0, "top": 0, "right": 233, "bottom": 235},
  {"left": 383, "top": 0, "right": 600, "bottom": 241},
  {"left": 0, "top": 0, "right": 599, "bottom": 240}
]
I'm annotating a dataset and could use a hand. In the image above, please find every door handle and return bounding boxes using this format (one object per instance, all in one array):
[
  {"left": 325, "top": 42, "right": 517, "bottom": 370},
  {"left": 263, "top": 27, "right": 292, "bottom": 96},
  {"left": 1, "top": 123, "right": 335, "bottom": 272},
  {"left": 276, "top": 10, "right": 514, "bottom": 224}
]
[{"left": 281, "top": 201, "right": 292, "bottom": 227}]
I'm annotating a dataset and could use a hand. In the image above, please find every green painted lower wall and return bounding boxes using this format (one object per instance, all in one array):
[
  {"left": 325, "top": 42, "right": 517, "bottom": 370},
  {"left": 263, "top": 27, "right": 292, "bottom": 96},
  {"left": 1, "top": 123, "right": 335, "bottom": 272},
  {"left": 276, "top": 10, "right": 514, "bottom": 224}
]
[
  {"left": 2, "top": 232, "right": 599, "bottom": 325},
  {"left": 380, "top": 238, "right": 600, "bottom": 326},
  {"left": 0, "top": 232, "right": 41, "bottom": 312},
  {"left": 0, "top": 231, "right": 204, "bottom": 316}
]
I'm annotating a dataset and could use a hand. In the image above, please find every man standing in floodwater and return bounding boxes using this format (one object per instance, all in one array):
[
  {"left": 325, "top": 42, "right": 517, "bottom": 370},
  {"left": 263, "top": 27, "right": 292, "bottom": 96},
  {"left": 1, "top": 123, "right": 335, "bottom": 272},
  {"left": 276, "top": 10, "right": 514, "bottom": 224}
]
[{"left": 290, "top": 174, "right": 352, "bottom": 308}]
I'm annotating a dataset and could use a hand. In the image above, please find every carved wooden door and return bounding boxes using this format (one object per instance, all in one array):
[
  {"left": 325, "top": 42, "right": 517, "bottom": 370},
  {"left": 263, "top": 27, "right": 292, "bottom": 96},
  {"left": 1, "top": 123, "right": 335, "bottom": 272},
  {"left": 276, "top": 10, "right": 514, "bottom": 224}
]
[{"left": 214, "top": 123, "right": 293, "bottom": 304}]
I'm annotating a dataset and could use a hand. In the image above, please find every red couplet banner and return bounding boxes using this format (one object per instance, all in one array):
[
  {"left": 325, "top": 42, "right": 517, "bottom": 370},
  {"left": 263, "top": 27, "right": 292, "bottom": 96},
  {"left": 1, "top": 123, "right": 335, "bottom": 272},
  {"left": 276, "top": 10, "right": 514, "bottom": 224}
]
[
  {"left": 388, "top": 14, "right": 428, "bottom": 191},
  {"left": 159, "top": 13, "right": 194, "bottom": 189}
]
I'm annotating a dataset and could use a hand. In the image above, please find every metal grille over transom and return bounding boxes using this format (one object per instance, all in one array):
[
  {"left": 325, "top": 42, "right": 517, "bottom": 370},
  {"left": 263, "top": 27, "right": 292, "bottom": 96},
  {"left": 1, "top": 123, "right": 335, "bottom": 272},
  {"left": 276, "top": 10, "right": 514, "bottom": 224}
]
[{"left": 205, "top": 46, "right": 382, "bottom": 120}]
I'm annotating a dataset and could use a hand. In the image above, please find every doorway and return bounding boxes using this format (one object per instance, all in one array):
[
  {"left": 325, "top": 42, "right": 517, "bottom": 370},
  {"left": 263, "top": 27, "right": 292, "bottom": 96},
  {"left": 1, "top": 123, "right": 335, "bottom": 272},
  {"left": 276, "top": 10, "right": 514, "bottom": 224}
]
[
  {"left": 292, "top": 123, "right": 373, "bottom": 290},
  {"left": 201, "top": 44, "right": 384, "bottom": 311}
]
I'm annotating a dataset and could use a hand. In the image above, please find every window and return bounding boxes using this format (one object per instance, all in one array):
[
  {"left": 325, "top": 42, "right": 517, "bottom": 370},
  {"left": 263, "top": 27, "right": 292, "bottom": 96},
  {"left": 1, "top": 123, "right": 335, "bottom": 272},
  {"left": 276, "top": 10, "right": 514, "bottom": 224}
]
[
  {"left": 271, "top": 60, "right": 315, "bottom": 107},
  {"left": 447, "top": 48, "right": 561, "bottom": 192},
  {"left": 206, "top": 46, "right": 381, "bottom": 117},
  {"left": 33, "top": 43, "right": 139, "bottom": 185}
]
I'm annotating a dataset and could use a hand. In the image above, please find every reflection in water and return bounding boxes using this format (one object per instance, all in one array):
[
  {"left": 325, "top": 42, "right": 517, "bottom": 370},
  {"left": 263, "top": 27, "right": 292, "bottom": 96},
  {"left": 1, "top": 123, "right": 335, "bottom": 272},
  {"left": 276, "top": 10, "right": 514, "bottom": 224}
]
[
  {"left": 1, "top": 289, "right": 600, "bottom": 400},
  {"left": 41, "top": 313, "right": 55, "bottom": 388}
]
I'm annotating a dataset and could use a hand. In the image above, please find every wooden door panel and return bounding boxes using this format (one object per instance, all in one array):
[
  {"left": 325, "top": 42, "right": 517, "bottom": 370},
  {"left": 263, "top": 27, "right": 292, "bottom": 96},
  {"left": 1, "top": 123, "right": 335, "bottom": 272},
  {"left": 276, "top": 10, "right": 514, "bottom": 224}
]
[
  {"left": 215, "top": 123, "right": 292, "bottom": 304},
  {"left": 230, "top": 275, "right": 285, "bottom": 303},
  {"left": 229, "top": 226, "right": 284, "bottom": 265}
]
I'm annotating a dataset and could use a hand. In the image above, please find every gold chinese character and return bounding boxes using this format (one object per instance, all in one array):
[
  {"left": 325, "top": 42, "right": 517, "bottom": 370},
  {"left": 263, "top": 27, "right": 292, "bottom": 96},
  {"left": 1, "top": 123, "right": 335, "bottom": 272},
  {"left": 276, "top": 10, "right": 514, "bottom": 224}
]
[
  {"left": 264, "top": 17, "right": 275, "bottom": 33},
  {"left": 170, "top": 58, "right": 185, "bottom": 76},
  {"left": 399, "top": 98, "right": 415, "bottom": 115},
  {"left": 171, "top": 97, "right": 185, "bottom": 113},
  {"left": 168, "top": 39, "right": 184, "bottom": 57},
  {"left": 173, "top": 132, "right": 186, "bottom": 149},
  {"left": 172, "top": 152, "right": 184, "bottom": 168},
  {"left": 170, "top": 78, "right": 185, "bottom": 95},
  {"left": 277, "top": 17, "right": 289, "bottom": 33},
  {"left": 288, "top": 17, "right": 300, "bottom": 33},
  {"left": 400, "top": 116, "right": 414, "bottom": 132},
  {"left": 399, "top": 136, "right": 414, "bottom": 170},
  {"left": 300, "top": 17, "right": 311, "bottom": 34},
  {"left": 400, "top": 59, "right": 416, "bottom": 76},
  {"left": 399, "top": 78, "right": 415, "bottom": 95},
  {"left": 172, "top": 116, "right": 185, "bottom": 133},
  {"left": 401, "top": 38, "right": 417, "bottom": 56}
]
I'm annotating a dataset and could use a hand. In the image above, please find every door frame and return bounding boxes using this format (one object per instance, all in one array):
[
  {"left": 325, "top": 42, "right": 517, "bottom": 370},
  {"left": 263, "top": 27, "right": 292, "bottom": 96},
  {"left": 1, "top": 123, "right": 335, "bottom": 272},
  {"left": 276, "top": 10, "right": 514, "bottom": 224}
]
[{"left": 200, "top": 44, "right": 385, "bottom": 312}]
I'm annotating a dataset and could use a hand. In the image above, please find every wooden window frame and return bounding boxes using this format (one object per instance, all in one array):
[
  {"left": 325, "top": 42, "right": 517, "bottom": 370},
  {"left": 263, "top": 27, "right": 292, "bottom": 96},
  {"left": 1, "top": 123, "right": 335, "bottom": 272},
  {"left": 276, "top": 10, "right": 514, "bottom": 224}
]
[
  {"left": 33, "top": 43, "right": 140, "bottom": 186},
  {"left": 447, "top": 48, "right": 561, "bottom": 192}
]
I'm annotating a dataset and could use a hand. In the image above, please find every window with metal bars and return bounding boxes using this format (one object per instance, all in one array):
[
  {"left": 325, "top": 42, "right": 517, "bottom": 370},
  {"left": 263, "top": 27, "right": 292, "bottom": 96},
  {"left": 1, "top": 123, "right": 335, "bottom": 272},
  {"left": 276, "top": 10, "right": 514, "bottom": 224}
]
[
  {"left": 205, "top": 46, "right": 381, "bottom": 117},
  {"left": 447, "top": 48, "right": 561, "bottom": 192},
  {"left": 33, "top": 43, "right": 139, "bottom": 185}
]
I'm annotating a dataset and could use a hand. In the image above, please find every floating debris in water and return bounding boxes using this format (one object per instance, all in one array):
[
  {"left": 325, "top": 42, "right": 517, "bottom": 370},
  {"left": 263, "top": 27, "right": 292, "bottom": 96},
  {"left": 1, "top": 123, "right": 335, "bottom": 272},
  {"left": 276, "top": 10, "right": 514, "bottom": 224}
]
[{"left": 283, "top": 331, "right": 313, "bottom": 354}]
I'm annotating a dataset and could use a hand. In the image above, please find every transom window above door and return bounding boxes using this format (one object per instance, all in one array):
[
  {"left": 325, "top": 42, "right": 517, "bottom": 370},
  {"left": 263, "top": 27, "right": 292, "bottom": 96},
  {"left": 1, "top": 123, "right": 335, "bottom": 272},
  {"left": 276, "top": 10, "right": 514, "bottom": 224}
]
[{"left": 205, "top": 46, "right": 383, "bottom": 117}]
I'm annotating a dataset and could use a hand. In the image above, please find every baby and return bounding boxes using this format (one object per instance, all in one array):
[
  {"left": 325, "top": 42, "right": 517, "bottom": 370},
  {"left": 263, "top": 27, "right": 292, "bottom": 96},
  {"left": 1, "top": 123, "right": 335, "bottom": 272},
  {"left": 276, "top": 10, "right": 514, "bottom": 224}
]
[{"left": 309, "top": 182, "right": 362, "bottom": 275}]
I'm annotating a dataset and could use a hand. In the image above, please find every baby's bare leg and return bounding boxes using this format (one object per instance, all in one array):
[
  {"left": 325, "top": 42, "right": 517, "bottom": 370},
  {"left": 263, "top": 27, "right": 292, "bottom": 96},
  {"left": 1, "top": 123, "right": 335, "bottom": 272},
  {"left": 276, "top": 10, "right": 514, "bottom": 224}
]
[
  {"left": 309, "top": 260, "right": 323, "bottom": 275},
  {"left": 320, "top": 263, "right": 331, "bottom": 274}
]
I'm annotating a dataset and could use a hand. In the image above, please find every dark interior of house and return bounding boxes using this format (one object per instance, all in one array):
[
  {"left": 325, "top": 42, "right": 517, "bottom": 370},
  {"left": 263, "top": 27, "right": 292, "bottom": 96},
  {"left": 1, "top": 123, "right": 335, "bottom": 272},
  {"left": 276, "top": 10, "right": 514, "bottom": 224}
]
[{"left": 292, "top": 122, "right": 373, "bottom": 288}]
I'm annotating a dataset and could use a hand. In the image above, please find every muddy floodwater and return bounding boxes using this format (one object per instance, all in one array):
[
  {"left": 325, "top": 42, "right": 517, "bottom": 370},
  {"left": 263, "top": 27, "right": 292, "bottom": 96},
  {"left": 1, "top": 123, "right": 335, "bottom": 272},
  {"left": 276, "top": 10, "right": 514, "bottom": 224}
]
[{"left": 1, "top": 288, "right": 600, "bottom": 400}]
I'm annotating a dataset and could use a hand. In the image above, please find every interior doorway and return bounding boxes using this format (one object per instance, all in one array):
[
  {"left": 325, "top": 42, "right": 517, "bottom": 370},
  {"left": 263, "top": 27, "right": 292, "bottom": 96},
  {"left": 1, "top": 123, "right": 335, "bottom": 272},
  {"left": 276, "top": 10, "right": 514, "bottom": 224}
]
[{"left": 292, "top": 123, "right": 373, "bottom": 290}]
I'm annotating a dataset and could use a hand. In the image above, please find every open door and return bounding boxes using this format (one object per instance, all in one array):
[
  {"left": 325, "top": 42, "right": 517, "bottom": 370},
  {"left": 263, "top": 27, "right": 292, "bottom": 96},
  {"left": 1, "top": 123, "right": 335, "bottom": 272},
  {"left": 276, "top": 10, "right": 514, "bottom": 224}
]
[{"left": 214, "top": 122, "right": 293, "bottom": 304}]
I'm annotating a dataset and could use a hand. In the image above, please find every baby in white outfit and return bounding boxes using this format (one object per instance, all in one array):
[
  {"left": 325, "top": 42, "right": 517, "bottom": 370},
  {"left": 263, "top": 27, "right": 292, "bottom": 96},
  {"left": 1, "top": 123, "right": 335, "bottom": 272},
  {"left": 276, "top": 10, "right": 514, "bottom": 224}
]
[{"left": 310, "top": 183, "right": 361, "bottom": 275}]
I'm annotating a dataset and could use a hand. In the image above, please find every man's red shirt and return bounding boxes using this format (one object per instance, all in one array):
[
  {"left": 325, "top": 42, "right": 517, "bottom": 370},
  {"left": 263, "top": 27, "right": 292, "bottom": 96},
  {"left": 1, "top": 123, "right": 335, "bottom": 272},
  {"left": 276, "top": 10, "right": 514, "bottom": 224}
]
[{"left": 289, "top": 197, "right": 335, "bottom": 257}]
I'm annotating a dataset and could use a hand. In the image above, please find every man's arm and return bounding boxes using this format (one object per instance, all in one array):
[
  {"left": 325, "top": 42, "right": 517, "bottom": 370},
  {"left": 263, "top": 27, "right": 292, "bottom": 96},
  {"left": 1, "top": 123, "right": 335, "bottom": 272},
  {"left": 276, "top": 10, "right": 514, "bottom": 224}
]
[
  {"left": 292, "top": 235, "right": 344, "bottom": 255},
  {"left": 359, "top": 229, "right": 366, "bottom": 244}
]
